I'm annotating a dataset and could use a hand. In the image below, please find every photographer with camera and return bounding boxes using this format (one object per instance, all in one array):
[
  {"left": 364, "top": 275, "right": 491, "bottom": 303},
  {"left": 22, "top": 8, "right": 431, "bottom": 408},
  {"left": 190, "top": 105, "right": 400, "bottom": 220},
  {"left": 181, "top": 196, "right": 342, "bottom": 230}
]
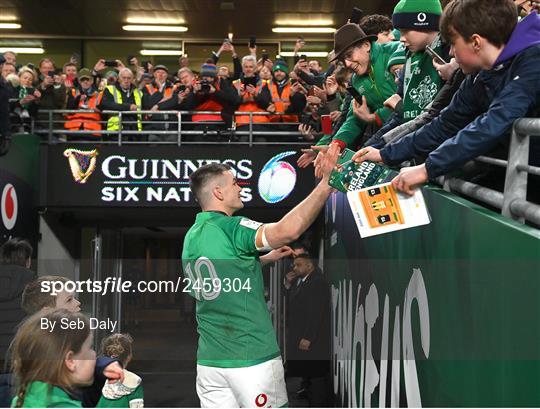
[
  {"left": 232, "top": 55, "right": 272, "bottom": 140},
  {"left": 36, "top": 59, "right": 66, "bottom": 127},
  {"left": 98, "top": 67, "right": 143, "bottom": 138},
  {"left": 191, "top": 63, "right": 239, "bottom": 140},
  {"left": 93, "top": 58, "right": 126, "bottom": 89},
  {"left": 64, "top": 68, "right": 102, "bottom": 137}
]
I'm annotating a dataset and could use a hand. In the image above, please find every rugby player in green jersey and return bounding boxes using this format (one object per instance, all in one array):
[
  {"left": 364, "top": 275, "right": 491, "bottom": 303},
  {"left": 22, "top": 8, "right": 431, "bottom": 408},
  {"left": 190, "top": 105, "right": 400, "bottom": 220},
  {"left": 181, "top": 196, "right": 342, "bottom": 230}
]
[{"left": 182, "top": 144, "right": 339, "bottom": 407}]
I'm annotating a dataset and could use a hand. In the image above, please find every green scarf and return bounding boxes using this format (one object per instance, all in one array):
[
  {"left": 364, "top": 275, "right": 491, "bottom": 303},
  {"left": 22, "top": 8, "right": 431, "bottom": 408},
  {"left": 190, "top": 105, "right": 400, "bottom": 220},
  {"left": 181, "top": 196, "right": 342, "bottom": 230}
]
[
  {"left": 402, "top": 35, "right": 444, "bottom": 121},
  {"left": 18, "top": 86, "right": 30, "bottom": 109}
]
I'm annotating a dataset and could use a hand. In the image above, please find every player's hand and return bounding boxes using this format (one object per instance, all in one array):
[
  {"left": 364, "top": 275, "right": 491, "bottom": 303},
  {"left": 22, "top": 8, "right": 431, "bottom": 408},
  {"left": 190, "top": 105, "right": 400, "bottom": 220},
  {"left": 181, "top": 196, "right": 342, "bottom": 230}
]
[
  {"left": 299, "top": 338, "right": 311, "bottom": 351},
  {"left": 104, "top": 362, "right": 124, "bottom": 383},
  {"left": 352, "top": 146, "right": 382, "bottom": 164},
  {"left": 314, "top": 143, "right": 340, "bottom": 180},
  {"left": 391, "top": 164, "right": 428, "bottom": 196},
  {"left": 297, "top": 149, "right": 317, "bottom": 168},
  {"left": 266, "top": 246, "right": 294, "bottom": 262}
]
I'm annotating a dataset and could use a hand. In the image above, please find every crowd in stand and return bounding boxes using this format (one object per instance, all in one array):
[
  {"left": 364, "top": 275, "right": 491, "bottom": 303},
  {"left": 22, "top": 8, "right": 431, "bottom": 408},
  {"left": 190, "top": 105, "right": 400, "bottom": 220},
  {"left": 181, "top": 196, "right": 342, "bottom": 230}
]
[{"left": 0, "top": 0, "right": 538, "bottom": 197}]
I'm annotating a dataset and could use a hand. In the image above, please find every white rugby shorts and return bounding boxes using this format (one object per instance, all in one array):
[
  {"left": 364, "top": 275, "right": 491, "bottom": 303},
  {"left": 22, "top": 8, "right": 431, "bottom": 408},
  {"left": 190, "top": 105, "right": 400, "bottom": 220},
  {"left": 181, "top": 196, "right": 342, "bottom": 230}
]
[{"left": 196, "top": 357, "right": 288, "bottom": 408}]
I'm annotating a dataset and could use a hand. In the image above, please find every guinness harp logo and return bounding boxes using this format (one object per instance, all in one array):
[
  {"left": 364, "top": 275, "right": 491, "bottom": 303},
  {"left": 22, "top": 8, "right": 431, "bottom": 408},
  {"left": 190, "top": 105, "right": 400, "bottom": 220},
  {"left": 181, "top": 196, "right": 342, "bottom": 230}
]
[{"left": 63, "top": 148, "right": 99, "bottom": 184}]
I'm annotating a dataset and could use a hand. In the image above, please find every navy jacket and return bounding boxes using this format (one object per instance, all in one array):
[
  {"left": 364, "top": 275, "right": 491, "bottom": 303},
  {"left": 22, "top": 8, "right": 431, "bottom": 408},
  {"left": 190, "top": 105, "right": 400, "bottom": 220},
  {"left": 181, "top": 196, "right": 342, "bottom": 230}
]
[{"left": 380, "top": 12, "right": 540, "bottom": 179}]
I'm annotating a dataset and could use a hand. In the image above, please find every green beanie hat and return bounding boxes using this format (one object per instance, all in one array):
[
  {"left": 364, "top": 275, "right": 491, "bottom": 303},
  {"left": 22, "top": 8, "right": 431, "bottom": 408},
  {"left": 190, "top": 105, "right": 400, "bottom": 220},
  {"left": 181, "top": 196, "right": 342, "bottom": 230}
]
[
  {"left": 387, "top": 44, "right": 406, "bottom": 69},
  {"left": 392, "top": 0, "right": 442, "bottom": 31},
  {"left": 272, "top": 60, "right": 289, "bottom": 74}
]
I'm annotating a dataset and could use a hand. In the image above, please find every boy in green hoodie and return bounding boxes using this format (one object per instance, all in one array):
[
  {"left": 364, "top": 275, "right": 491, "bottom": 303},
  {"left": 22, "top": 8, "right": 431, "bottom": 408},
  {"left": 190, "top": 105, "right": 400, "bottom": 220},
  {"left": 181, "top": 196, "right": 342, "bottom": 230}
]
[{"left": 363, "top": 0, "right": 454, "bottom": 147}]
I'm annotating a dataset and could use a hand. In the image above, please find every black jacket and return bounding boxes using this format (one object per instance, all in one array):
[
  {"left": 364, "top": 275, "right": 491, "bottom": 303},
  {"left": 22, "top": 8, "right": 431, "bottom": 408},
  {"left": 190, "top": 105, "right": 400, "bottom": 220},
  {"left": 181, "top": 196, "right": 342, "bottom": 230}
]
[
  {"left": 286, "top": 269, "right": 330, "bottom": 377},
  {"left": 0, "top": 78, "right": 12, "bottom": 142},
  {"left": 0, "top": 264, "right": 35, "bottom": 373}
]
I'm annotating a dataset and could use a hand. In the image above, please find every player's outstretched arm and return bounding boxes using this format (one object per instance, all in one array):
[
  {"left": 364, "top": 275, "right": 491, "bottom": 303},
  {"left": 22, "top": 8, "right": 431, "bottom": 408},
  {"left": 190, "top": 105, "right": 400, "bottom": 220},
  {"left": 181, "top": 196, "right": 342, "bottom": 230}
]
[{"left": 257, "top": 144, "right": 339, "bottom": 249}]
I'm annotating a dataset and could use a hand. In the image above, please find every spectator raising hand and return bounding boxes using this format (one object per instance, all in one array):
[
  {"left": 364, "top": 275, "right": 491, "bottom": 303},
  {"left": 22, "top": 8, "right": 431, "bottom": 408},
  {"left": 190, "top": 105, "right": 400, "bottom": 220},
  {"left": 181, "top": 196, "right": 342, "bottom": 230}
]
[
  {"left": 93, "top": 59, "right": 106, "bottom": 73},
  {"left": 325, "top": 75, "right": 339, "bottom": 96},
  {"left": 352, "top": 96, "right": 375, "bottom": 123}
]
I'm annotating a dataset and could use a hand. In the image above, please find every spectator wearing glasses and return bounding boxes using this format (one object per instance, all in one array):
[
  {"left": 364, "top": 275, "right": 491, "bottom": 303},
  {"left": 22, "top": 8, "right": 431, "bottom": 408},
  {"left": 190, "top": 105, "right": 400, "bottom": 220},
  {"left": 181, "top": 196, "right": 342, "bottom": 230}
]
[{"left": 312, "top": 23, "right": 400, "bottom": 152}]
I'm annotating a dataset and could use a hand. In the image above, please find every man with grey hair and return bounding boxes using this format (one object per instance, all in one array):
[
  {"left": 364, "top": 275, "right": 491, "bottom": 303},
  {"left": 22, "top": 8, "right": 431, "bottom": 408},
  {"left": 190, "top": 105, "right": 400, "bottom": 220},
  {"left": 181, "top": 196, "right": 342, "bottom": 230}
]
[
  {"left": 98, "top": 67, "right": 143, "bottom": 137},
  {"left": 232, "top": 55, "right": 272, "bottom": 140}
]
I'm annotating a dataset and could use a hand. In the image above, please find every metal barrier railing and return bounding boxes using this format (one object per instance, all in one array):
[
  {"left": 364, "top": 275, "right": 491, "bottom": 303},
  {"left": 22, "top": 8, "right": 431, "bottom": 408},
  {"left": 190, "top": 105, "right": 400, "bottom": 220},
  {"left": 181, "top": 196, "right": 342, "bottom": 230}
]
[
  {"left": 23, "top": 110, "right": 540, "bottom": 224},
  {"left": 437, "top": 118, "right": 540, "bottom": 226},
  {"left": 29, "top": 109, "right": 308, "bottom": 147}
]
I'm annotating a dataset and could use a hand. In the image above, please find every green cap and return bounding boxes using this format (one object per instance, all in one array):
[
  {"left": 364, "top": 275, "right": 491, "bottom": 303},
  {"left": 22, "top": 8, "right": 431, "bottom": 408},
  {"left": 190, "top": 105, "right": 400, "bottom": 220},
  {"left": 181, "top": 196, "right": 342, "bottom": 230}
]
[
  {"left": 392, "top": 0, "right": 442, "bottom": 31},
  {"left": 272, "top": 61, "right": 289, "bottom": 74},
  {"left": 77, "top": 68, "right": 92, "bottom": 80},
  {"left": 387, "top": 44, "right": 406, "bottom": 69}
]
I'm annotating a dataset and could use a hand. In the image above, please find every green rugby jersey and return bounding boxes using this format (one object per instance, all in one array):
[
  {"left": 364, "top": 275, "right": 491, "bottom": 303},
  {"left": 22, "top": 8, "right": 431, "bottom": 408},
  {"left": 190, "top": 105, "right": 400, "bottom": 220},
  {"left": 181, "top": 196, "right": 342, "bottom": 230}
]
[{"left": 181, "top": 211, "right": 280, "bottom": 368}]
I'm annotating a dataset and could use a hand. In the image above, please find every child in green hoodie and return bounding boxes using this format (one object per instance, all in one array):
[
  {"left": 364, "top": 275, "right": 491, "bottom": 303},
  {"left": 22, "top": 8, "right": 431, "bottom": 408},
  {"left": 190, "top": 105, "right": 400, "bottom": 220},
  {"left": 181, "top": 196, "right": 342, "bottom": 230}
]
[{"left": 10, "top": 309, "right": 95, "bottom": 408}]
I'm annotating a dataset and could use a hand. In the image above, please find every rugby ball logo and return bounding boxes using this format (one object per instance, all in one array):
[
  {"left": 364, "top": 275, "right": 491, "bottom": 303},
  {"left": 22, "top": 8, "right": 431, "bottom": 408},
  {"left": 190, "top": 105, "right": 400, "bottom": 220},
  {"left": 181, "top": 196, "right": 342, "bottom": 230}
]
[
  {"left": 1, "top": 184, "right": 18, "bottom": 231},
  {"left": 258, "top": 152, "right": 297, "bottom": 204}
]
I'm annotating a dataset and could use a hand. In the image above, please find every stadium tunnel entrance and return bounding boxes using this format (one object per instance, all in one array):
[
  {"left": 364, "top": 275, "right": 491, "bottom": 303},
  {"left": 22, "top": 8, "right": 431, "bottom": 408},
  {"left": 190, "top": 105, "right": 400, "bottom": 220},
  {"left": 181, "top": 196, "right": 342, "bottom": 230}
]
[
  {"left": 38, "top": 204, "right": 302, "bottom": 406},
  {"left": 33, "top": 142, "right": 317, "bottom": 406}
]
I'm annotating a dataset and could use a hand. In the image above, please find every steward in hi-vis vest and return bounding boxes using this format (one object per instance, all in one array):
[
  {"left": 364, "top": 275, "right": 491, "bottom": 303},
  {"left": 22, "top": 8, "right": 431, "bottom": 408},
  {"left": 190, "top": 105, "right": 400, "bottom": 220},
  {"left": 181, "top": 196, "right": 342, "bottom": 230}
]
[{"left": 64, "top": 68, "right": 103, "bottom": 136}]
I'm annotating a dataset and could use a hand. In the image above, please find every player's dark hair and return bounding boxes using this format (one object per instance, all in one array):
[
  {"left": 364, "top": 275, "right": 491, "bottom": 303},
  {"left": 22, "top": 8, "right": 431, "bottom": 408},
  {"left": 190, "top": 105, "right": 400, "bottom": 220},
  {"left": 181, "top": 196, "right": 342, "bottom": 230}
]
[
  {"left": 440, "top": 0, "right": 517, "bottom": 47},
  {"left": 1, "top": 238, "right": 33, "bottom": 266},
  {"left": 189, "top": 163, "right": 232, "bottom": 204}
]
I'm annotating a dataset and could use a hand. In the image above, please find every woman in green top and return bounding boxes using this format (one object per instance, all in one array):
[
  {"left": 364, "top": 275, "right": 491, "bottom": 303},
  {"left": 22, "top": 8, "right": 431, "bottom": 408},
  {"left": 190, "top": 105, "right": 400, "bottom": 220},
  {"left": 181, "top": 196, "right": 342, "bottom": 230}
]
[
  {"left": 13, "top": 67, "right": 40, "bottom": 121},
  {"left": 97, "top": 334, "right": 144, "bottom": 408},
  {"left": 10, "top": 310, "right": 96, "bottom": 408}
]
